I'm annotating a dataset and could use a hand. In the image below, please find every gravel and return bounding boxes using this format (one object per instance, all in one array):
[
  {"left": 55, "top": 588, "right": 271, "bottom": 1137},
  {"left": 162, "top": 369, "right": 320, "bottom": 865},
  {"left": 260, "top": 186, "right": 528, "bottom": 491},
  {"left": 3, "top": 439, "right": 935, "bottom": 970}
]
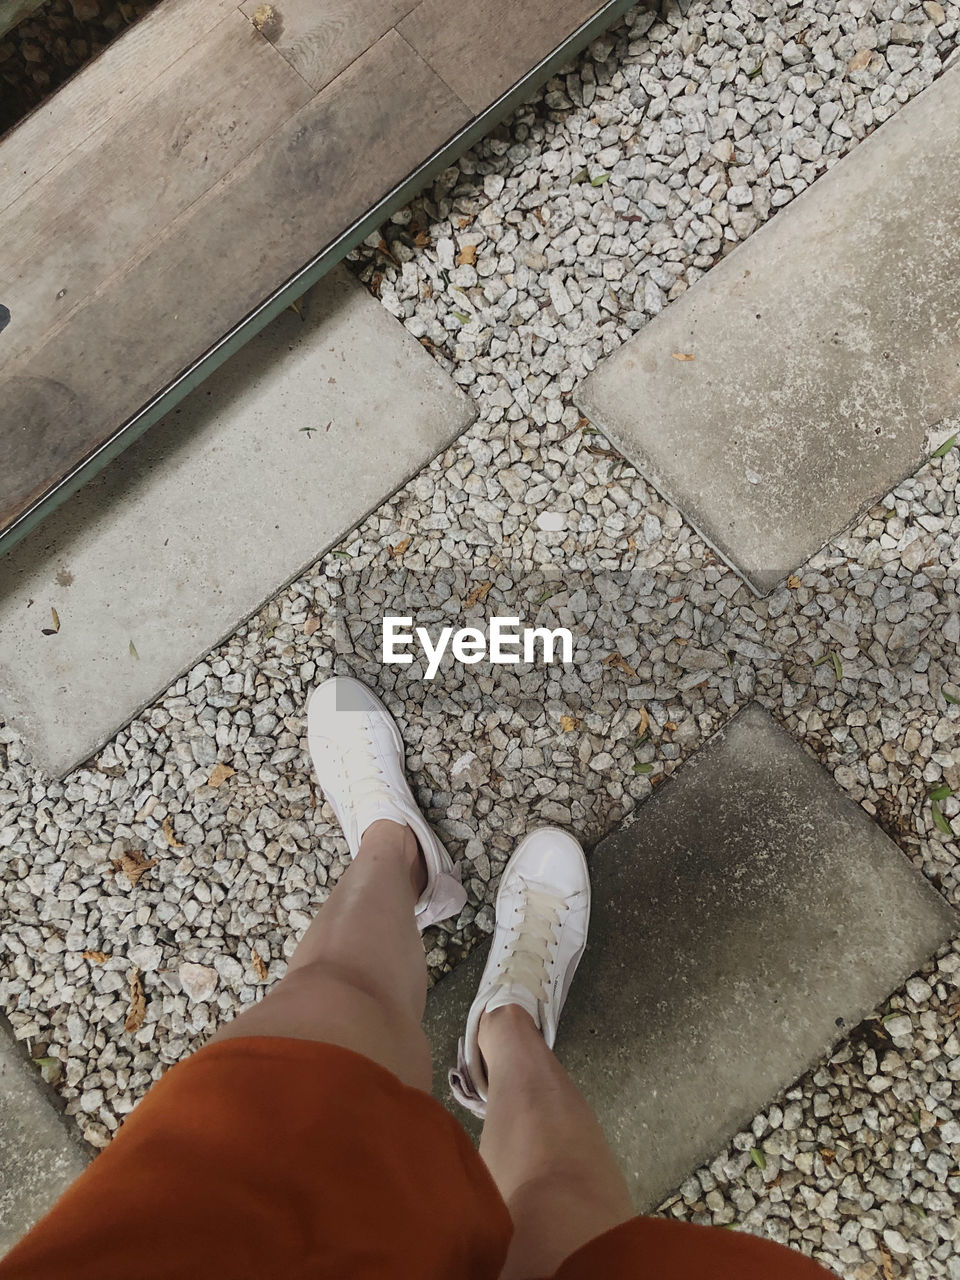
[
  {"left": 659, "top": 942, "right": 960, "bottom": 1279},
  {"left": 2, "top": 2, "right": 960, "bottom": 1276}
]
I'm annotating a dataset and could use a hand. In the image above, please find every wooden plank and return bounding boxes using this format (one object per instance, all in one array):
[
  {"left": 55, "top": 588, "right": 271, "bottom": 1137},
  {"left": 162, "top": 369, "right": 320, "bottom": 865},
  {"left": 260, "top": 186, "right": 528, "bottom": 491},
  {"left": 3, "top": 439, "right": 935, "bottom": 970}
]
[
  {"left": 0, "top": 0, "right": 236, "bottom": 212},
  {"left": 0, "top": 10, "right": 313, "bottom": 369},
  {"left": 398, "top": 0, "right": 607, "bottom": 112},
  {"left": 0, "top": 31, "right": 470, "bottom": 534},
  {"left": 238, "top": 0, "right": 419, "bottom": 90},
  {"left": 0, "top": 0, "right": 45, "bottom": 41}
]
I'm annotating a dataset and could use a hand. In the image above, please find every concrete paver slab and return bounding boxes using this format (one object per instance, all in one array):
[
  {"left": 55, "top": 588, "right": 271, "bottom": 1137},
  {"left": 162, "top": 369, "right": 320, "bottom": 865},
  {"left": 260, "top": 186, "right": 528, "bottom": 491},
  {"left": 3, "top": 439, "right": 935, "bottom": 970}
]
[
  {"left": 424, "top": 705, "right": 958, "bottom": 1206},
  {"left": 576, "top": 64, "right": 960, "bottom": 595},
  {"left": 0, "top": 1020, "right": 89, "bottom": 1255},
  {"left": 0, "top": 267, "right": 475, "bottom": 777}
]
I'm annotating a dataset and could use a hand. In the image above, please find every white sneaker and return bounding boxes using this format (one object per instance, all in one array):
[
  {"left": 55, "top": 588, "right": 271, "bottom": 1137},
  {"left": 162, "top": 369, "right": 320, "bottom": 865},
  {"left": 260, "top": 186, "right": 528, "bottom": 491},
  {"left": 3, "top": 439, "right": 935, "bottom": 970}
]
[
  {"left": 449, "top": 827, "right": 590, "bottom": 1117},
  {"left": 307, "top": 676, "right": 467, "bottom": 930}
]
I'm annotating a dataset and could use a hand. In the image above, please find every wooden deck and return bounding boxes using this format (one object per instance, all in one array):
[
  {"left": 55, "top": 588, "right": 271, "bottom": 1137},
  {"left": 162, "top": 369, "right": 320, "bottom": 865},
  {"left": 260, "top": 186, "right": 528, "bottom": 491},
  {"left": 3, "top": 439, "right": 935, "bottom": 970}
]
[{"left": 0, "top": 0, "right": 635, "bottom": 552}]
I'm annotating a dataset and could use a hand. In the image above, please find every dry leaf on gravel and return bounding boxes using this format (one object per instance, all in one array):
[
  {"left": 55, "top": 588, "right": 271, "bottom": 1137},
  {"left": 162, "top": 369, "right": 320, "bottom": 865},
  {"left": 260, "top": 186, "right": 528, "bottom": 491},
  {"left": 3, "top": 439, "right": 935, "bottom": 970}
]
[
  {"left": 637, "top": 706, "right": 650, "bottom": 738},
  {"left": 83, "top": 950, "right": 109, "bottom": 963},
  {"left": 114, "top": 850, "right": 158, "bottom": 888},
  {"left": 207, "top": 763, "right": 235, "bottom": 788},
  {"left": 124, "top": 969, "right": 146, "bottom": 1033},
  {"left": 465, "top": 581, "right": 492, "bottom": 607},
  {"left": 787, "top": 574, "right": 802, "bottom": 588},
  {"left": 603, "top": 652, "right": 637, "bottom": 678},
  {"left": 560, "top": 716, "right": 581, "bottom": 732},
  {"left": 376, "top": 238, "right": 399, "bottom": 265},
  {"left": 585, "top": 443, "right": 623, "bottom": 461},
  {"left": 847, "top": 48, "right": 873, "bottom": 73},
  {"left": 388, "top": 537, "right": 412, "bottom": 559},
  {"left": 161, "top": 817, "right": 183, "bottom": 849},
  {"left": 251, "top": 949, "right": 268, "bottom": 982},
  {"left": 456, "top": 244, "right": 478, "bottom": 266}
]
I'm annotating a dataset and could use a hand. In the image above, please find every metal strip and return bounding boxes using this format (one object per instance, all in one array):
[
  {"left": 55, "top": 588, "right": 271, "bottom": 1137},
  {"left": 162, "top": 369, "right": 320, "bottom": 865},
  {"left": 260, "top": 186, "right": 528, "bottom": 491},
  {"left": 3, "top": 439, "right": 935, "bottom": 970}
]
[
  {"left": 1, "top": 0, "right": 640, "bottom": 556},
  {"left": 0, "top": 0, "right": 46, "bottom": 42}
]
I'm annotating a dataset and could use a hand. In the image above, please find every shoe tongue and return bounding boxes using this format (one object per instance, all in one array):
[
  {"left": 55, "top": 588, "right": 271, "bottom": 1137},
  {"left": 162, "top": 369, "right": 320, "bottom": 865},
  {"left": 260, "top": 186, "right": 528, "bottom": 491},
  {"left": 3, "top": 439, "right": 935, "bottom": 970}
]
[{"left": 484, "top": 983, "right": 542, "bottom": 1030}]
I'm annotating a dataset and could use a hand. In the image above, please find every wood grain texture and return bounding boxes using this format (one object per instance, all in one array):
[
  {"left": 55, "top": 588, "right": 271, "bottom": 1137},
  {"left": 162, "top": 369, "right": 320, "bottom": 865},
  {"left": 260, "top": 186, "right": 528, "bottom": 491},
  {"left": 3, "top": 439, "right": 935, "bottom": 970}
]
[
  {"left": 0, "top": 0, "right": 236, "bottom": 211},
  {"left": 398, "top": 0, "right": 607, "bottom": 112},
  {"left": 0, "top": 31, "right": 470, "bottom": 533},
  {"left": 0, "top": 10, "right": 313, "bottom": 370},
  {"left": 238, "top": 0, "right": 419, "bottom": 90}
]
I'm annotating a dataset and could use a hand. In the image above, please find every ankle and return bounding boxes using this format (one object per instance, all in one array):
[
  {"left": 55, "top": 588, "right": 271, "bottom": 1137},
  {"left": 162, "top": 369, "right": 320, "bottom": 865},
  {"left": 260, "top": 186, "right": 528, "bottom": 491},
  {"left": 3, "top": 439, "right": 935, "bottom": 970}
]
[
  {"left": 360, "top": 820, "right": 427, "bottom": 897},
  {"left": 477, "top": 1001, "right": 539, "bottom": 1061}
]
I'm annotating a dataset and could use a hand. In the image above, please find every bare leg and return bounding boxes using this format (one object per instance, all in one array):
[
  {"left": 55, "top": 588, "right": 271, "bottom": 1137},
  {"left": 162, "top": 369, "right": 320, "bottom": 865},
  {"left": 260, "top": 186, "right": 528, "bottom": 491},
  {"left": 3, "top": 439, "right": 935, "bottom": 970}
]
[
  {"left": 210, "top": 819, "right": 431, "bottom": 1091},
  {"left": 478, "top": 1004, "right": 634, "bottom": 1280}
]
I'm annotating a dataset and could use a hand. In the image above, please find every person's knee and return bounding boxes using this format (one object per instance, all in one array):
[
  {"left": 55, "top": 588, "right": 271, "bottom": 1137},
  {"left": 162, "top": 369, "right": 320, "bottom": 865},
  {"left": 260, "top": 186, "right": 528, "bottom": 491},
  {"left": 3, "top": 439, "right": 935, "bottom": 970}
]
[
  {"left": 278, "top": 960, "right": 433, "bottom": 1090},
  {"left": 502, "top": 1162, "right": 634, "bottom": 1226},
  {"left": 285, "top": 954, "right": 411, "bottom": 1022}
]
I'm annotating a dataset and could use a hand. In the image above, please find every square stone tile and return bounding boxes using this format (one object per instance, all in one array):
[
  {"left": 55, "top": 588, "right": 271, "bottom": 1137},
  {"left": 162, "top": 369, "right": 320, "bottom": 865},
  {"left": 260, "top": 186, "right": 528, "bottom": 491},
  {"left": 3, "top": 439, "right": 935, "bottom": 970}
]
[
  {"left": 0, "top": 267, "right": 475, "bottom": 777},
  {"left": 0, "top": 1020, "right": 89, "bottom": 1255},
  {"left": 576, "top": 65, "right": 960, "bottom": 595},
  {"left": 425, "top": 706, "right": 957, "bottom": 1207}
]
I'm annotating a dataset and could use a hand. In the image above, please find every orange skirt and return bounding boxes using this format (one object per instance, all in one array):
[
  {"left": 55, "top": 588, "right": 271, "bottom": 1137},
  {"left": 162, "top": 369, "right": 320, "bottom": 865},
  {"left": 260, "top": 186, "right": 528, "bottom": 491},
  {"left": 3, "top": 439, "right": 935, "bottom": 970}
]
[{"left": 0, "top": 1037, "right": 833, "bottom": 1279}]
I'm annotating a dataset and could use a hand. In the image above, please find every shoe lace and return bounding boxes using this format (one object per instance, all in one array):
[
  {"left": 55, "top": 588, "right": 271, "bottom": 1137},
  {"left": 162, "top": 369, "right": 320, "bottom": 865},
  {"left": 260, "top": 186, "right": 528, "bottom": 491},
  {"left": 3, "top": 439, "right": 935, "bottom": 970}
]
[
  {"left": 497, "top": 886, "right": 568, "bottom": 1003},
  {"left": 338, "top": 723, "right": 392, "bottom": 809}
]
